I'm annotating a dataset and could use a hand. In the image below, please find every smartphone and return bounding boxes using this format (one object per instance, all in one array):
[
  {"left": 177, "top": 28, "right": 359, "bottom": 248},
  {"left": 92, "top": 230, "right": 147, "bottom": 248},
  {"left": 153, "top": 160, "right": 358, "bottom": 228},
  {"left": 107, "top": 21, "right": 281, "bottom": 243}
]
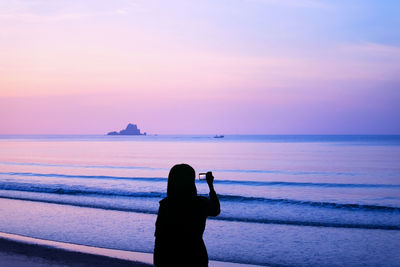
[{"left": 199, "top": 173, "right": 207, "bottom": 180}]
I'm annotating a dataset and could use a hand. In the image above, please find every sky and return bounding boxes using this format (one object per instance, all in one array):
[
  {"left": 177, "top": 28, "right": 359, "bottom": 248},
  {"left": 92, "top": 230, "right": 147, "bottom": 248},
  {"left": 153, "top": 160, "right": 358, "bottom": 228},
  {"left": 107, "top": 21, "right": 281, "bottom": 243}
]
[{"left": 0, "top": 0, "right": 399, "bottom": 134}]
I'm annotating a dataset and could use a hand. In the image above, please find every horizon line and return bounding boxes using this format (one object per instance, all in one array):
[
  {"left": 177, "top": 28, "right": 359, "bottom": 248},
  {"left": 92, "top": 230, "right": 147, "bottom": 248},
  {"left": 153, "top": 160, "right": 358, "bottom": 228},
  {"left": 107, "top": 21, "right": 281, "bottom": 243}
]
[{"left": 1, "top": 134, "right": 400, "bottom": 136}]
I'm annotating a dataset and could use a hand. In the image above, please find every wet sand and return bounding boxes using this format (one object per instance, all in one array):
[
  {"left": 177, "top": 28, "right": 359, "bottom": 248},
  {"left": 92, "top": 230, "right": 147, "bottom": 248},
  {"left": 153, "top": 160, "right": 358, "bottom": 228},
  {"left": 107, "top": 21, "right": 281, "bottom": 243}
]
[
  {"left": 0, "top": 234, "right": 151, "bottom": 266},
  {"left": 0, "top": 232, "right": 261, "bottom": 267}
]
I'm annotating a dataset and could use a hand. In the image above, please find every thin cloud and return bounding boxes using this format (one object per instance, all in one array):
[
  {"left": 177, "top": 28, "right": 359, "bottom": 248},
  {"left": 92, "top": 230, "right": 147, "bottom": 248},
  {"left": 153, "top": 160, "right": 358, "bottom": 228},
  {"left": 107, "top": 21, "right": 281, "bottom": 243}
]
[
  {"left": 0, "top": 11, "right": 126, "bottom": 22},
  {"left": 245, "top": 0, "right": 330, "bottom": 8},
  {"left": 340, "top": 42, "right": 400, "bottom": 56},
  {"left": 0, "top": 0, "right": 135, "bottom": 22}
]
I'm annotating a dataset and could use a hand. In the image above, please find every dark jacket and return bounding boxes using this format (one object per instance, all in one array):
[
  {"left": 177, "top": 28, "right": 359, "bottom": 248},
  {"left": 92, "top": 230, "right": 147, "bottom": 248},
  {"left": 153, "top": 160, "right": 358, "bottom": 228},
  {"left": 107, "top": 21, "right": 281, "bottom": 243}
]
[{"left": 154, "top": 191, "right": 220, "bottom": 267}]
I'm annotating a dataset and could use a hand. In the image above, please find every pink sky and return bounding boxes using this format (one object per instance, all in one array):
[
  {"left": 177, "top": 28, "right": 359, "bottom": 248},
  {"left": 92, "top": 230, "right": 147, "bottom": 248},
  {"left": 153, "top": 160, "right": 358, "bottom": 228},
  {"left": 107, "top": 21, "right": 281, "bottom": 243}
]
[{"left": 1, "top": 0, "right": 399, "bottom": 134}]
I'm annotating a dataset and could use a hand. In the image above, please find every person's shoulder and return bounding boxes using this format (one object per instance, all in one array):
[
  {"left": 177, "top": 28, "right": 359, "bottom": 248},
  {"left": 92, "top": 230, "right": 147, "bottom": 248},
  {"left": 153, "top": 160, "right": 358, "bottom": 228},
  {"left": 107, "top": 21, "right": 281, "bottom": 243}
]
[{"left": 159, "top": 197, "right": 168, "bottom": 205}]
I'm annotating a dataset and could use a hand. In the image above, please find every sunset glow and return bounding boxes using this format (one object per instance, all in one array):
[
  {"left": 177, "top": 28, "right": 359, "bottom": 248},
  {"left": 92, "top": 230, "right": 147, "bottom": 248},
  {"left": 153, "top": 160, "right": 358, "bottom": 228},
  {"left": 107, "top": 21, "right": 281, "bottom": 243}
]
[{"left": 1, "top": 0, "right": 399, "bottom": 134}]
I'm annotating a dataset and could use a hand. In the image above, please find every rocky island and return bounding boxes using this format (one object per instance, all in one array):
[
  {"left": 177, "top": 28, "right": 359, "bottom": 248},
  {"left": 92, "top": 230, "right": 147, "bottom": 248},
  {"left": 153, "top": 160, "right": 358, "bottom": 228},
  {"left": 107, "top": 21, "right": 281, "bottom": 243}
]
[{"left": 107, "top": 123, "right": 146, "bottom": 136}]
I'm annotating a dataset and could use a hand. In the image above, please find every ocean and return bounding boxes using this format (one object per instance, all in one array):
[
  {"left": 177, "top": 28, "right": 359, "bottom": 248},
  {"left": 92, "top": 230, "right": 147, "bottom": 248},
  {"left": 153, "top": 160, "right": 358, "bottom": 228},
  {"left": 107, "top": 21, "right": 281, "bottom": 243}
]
[{"left": 0, "top": 135, "right": 399, "bottom": 266}]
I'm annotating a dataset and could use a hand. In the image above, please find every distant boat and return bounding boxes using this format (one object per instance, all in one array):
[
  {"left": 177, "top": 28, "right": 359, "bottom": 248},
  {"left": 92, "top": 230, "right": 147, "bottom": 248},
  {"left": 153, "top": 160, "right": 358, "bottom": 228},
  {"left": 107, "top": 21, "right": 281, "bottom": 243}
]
[{"left": 214, "top": 135, "right": 224, "bottom": 138}]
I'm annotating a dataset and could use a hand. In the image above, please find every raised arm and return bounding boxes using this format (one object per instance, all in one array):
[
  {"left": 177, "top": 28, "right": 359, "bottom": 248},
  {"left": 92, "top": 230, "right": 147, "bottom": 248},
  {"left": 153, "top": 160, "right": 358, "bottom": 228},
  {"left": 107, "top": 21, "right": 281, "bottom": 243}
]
[{"left": 206, "top": 171, "right": 220, "bottom": 216}]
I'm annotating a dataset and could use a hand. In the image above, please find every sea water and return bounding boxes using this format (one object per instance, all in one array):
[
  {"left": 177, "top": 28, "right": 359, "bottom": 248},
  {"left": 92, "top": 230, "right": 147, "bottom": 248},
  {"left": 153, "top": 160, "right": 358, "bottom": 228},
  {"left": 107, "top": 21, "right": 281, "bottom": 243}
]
[{"left": 0, "top": 135, "right": 399, "bottom": 266}]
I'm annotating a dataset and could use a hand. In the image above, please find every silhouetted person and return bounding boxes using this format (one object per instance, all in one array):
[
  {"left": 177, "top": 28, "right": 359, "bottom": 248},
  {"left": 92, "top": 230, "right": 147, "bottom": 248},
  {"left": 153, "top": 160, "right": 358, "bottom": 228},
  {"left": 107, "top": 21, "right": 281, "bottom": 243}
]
[{"left": 154, "top": 164, "right": 220, "bottom": 267}]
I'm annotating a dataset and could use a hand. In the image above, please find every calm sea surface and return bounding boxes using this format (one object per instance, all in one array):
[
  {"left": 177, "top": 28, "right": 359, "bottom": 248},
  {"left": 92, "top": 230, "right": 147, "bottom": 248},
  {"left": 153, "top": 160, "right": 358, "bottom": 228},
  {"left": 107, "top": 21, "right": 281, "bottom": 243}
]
[{"left": 0, "top": 135, "right": 399, "bottom": 266}]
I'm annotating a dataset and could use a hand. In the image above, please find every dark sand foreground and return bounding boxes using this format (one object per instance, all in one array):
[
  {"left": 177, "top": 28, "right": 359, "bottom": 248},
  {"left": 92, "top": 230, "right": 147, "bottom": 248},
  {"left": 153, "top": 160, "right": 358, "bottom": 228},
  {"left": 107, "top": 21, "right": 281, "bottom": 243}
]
[
  {"left": 0, "top": 232, "right": 261, "bottom": 267},
  {"left": 0, "top": 235, "right": 151, "bottom": 267}
]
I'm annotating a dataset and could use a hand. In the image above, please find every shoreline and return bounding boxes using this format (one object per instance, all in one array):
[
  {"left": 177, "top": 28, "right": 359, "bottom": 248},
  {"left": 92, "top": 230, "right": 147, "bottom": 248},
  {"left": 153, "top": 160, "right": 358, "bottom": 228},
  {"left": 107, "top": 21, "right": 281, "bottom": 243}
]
[
  {"left": 0, "top": 232, "right": 152, "bottom": 267},
  {"left": 0, "top": 232, "right": 262, "bottom": 267}
]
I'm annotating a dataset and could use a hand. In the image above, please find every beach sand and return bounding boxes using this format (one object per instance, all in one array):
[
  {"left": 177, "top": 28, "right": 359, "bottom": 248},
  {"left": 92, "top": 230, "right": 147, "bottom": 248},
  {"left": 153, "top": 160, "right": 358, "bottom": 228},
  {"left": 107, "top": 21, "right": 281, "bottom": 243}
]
[
  {"left": 0, "top": 233, "right": 151, "bottom": 266},
  {"left": 0, "top": 232, "right": 261, "bottom": 267}
]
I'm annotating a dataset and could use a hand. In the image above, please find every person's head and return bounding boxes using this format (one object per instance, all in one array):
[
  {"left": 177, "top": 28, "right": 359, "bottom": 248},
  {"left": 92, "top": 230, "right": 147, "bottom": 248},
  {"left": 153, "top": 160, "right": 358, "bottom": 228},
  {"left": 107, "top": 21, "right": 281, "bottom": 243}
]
[{"left": 167, "top": 164, "right": 197, "bottom": 199}]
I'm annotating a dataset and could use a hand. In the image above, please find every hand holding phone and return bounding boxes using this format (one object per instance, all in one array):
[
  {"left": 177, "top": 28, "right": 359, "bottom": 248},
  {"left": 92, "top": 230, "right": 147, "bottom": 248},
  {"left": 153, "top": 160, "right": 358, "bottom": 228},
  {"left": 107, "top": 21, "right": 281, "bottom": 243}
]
[
  {"left": 199, "top": 171, "right": 215, "bottom": 190},
  {"left": 199, "top": 173, "right": 207, "bottom": 180}
]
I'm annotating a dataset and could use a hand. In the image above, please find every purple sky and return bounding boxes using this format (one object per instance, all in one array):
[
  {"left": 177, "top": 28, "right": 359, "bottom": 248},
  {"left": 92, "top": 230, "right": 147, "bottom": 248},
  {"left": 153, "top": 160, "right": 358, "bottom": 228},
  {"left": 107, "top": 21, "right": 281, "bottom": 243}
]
[{"left": 1, "top": 0, "right": 399, "bottom": 134}]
